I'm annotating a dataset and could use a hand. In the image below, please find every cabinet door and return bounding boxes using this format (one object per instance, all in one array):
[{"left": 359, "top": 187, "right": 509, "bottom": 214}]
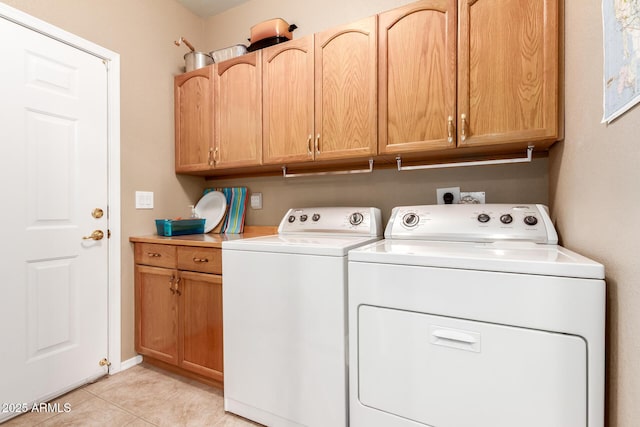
[
  {"left": 175, "top": 66, "right": 214, "bottom": 172},
  {"left": 262, "top": 36, "right": 315, "bottom": 164},
  {"left": 458, "top": 0, "right": 559, "bottom": 147},
  {"left": 215, "top": 52, "right": 262, "bottom": 168},
  {"left": 178, "top": 271, "right": 223, "bottom": 382},
  {"left": 315, "top": 16, "right": 377, "bottom": 160},
  {"left": 379, "top": 0, "right": 457, "bottom": 155},
  {"left": 135, "top": 265, "right": 179, "bottom": 365}
]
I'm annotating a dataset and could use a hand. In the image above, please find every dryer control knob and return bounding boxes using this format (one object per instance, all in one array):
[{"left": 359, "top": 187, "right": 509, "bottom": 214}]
[
  {"left": 312, "top": 213, "right": 321, "bottom": 222},
  {"left": 524, "top": 215, "right": 538, "bottom": 226},
  {"left": 300, "top": 214, "right": 308, "bottom": 222},
  {"left": 402, "top": 213, "right": 420, "bottom": 228},
  {"left": 500, "top": 214, "right": 513, "bottom": 224},
  {"left": 477, "top": 213, "right": 491, "bottom": 223},
  {"left": 288, "top": 215, "right": 296, "bottom": 223},
  {"left": 349, "top": 212, "right": 364, "bottom": 226}
]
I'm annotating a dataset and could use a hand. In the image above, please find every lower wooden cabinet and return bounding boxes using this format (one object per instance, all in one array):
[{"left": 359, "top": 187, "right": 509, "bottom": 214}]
[
  {"left": 135, "top": 265, "right": 179, "bottom": 365},
  {"left": 179, "top": 271, "right": 223, "bottom": 379},
  {"left": 134, "top": 242, "right": 223, "bottom": 386}
]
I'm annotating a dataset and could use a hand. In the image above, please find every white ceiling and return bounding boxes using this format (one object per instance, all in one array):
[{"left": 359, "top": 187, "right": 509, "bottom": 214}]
[{"left": 176, "top": 0, "right": 250, "bottom": 17}]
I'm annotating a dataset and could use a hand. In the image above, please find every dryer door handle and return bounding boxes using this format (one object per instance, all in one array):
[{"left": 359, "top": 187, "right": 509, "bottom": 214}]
[
  {"left": 430, "top": 326, "right": 481, "bottom": 353},
  {"left": 432, "top": 329, "right": 476, "bottom": 344}
]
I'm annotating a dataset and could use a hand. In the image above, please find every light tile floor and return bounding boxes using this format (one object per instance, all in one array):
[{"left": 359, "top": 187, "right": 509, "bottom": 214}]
[{"left": 4, "top": 364, "right": 263, "bottom": 426}]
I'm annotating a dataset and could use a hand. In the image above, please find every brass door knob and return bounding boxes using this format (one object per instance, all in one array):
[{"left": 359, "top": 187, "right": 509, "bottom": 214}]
[{"left": 83, "top": 230, "right": 104, "bottom": 240}]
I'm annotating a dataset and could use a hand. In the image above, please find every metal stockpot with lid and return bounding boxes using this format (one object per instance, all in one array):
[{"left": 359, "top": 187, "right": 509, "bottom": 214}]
[
  {"left": 184, "top": 51, "right": 213, "bottom": 72},
  {"left": 175, "top": 36, "right": 212, "bottom": 72}
]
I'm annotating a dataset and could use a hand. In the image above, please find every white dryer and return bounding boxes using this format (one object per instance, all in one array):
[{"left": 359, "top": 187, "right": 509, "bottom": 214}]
[
  {"left": 348, "top": 204, "right": 605, "bottom": 427},
  {"left": 223, "top": 207, "right": 382, "bottom": 427}
]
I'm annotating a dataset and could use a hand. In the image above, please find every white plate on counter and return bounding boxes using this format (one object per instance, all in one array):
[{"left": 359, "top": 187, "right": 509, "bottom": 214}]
[{"left": 194, "top": 191, "right": 227, "bottom": 233}]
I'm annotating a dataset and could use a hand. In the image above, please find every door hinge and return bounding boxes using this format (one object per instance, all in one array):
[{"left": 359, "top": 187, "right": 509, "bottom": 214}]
[
  {"left": 99, "top": 358, "right": 111, "bottom": 367},
  {"left": 107, "top": 229, "right": 111, "bottom": 238},
  {"left": 102, "top": 59, "right": 109, "bottom": 70}
]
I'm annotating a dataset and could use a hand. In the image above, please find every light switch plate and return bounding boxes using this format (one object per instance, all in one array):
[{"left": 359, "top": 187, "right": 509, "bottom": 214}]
[
  {"left": 250, "top": 192, "right": 263, "bottom": 209},
  {"left": 135, "top": 191, "right": 154, "bottom": 209}
]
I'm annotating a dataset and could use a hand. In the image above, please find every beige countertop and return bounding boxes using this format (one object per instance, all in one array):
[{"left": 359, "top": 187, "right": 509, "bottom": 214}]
[{"left": 129, "top": 225, "right": 278, "bottom": 248}]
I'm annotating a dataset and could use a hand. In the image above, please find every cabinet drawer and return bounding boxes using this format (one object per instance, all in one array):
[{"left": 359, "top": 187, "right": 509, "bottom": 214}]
[
  {"left": 177, "top": 246, "right": 222, "bottom": 274},
  {"left": 135, "top": 243, "right": 177, "bottom": 268}
]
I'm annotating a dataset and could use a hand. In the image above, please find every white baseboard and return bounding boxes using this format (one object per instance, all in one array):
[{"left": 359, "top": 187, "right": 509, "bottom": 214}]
[{"left": 117, "top": 355, "right": 143, "bottom": 373}]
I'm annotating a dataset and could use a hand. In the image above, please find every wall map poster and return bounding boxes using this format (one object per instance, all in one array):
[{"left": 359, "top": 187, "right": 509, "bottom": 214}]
[{"left": 602, "top": 0, "right": 640, "bottom": 123}]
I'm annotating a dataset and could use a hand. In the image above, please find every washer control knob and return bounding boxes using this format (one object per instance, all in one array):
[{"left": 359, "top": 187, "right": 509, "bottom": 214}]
[
  {"left": 288, "top": 215, "right": 296, "bottom": 223},
  {"left": 524, "top": 215, "right": 538, "bottom": 226},
  {"left": 477, "top": 213, "right": 491, "bottom": 223},
  {"left": 500, "top": 214, "right": 513, "bottom": 224},
  {"left": 349, "top": 212, "right": 364, "bottom": 226},
  {"left": 402, "top": 212, "right": 420, "bottom": 228},
  {"left": 312, "top": 213, "right": 321, "bottom": 222},
  {"left": 300, "top": 214, "right": 308, "bottom": 222}
]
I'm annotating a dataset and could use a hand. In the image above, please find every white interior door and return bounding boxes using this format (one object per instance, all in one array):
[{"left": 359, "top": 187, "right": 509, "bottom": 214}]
[{"left": 0, "top": 16, "right": 109, "bottom": 421}]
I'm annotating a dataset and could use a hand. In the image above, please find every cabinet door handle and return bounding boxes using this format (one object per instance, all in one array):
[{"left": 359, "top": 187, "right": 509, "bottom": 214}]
[
  {"left": 169, "top": 275, "right": 175, "bottom": 294},
  {"left": 193, "top": 257, "right": 209, "bottom": 263},
  {"left": 447, "top": 116, "right": 454, "bottom": 143},
  {"left": 208, "top": 147, "right": 214, "bottom": 166},
  {"left": 213, "top": 147, "right": 220, "bottom": 164},
  {"left": 307, "top": 134, "right": 313, "bottom": 155},
  {"left": 460, "top": 113, "right": 467, "bottom": 142},
  {"left": 174, "top": 277, "right": 181, "bottom": 296},
  {"left": 315, "top": 133, "right": 320, "bottom": 154}
]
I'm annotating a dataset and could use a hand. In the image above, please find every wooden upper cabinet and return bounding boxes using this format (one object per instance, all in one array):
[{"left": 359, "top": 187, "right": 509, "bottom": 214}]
[
  {"left": 314, "top": 16, "right": 378, "bottom": 161},
  {"left": 262, "top": 36, "right": 315, "bottom": 165},
  {"left": 174, "top": 0, "right": 561, "bottom": 176},
  {"left": 379, "top": 0, "right": 457, "bottom": 155},
  {"left": 215, "top": 52, "right": 262, "bottom": 168},
  {"left": 175, "top": 67, "right": 214, "bottom": 172},
  {"left": 457, "top": 0, "right": 559, "bottom": 147}
]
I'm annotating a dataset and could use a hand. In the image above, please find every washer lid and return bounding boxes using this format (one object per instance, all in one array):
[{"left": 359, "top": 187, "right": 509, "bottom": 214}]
[
  {"left": 349, "top": 240, "right": 604, "bottom": 279},
  {"left": 223, "top": 234, "right": 381, "bottom": 256}
]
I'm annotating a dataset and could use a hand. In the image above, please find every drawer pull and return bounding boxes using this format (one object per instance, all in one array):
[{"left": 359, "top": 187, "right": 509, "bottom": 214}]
[
  {"left": 147, "top": 252, "right": 161, "bottom": 257},
  {"left": 193, "top": 257, "right": 209, "bottom": 263}
]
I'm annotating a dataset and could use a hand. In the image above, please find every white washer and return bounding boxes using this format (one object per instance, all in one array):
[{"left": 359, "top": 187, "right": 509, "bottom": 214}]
[
  {"left": 223, "top": 207, "right": 382, "bottom": 427},
  {"left": 348, "top": 204, "right": 605, "bottom": 427}
]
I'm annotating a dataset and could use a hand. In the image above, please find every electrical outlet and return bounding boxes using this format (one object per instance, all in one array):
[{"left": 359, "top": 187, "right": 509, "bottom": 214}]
[
  {"left": 460, "top": 191, "right": 486, "bottom": 204},
  {"left": 436, "top": 187, "right": 460, "bottom": 204}
]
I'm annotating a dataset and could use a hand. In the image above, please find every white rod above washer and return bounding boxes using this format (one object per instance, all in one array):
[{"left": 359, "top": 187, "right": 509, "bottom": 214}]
[{"left": 396, "top": 146, "right": 534, "bottom": 171}]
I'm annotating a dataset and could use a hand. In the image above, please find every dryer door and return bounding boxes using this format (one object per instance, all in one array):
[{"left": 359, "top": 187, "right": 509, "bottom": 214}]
[{"left": 357, "top": 305, "right": 587, "bottom": 427}]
